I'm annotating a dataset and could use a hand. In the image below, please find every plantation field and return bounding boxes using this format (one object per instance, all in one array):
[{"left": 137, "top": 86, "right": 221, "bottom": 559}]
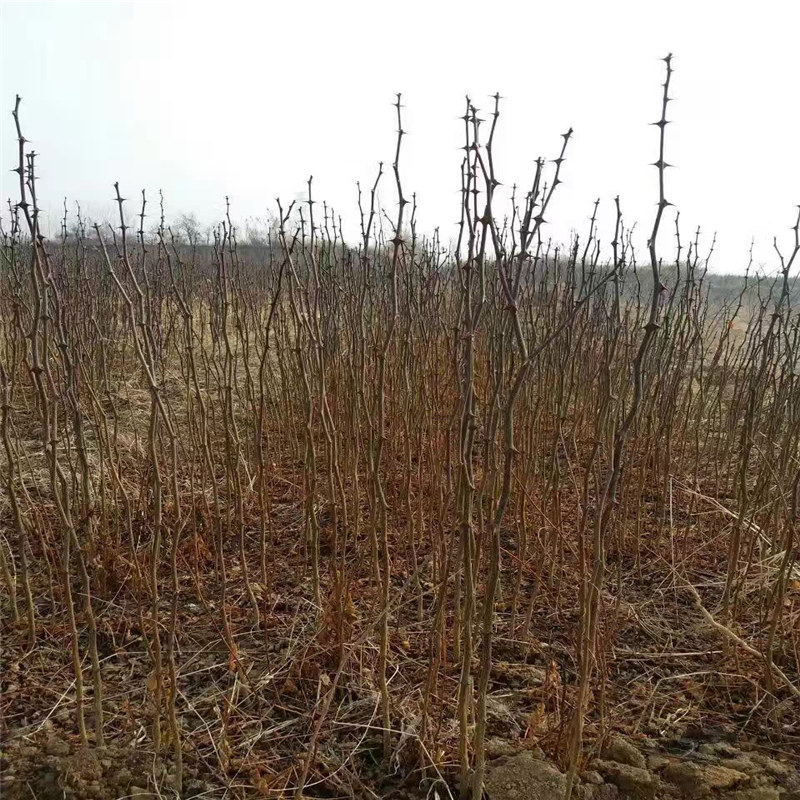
[{"left": 1, "top": 71, "right": 799, "bottom": 799}]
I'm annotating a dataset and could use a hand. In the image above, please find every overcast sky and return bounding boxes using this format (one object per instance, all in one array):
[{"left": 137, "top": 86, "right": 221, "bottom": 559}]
[{"left": 1, "top": 0, "right": 798, "bottom": 273}]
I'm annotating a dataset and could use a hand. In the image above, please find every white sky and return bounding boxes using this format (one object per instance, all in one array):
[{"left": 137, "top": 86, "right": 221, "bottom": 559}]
[{"left": 1, "top": 0, "right": 798, "bottom": 273}]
